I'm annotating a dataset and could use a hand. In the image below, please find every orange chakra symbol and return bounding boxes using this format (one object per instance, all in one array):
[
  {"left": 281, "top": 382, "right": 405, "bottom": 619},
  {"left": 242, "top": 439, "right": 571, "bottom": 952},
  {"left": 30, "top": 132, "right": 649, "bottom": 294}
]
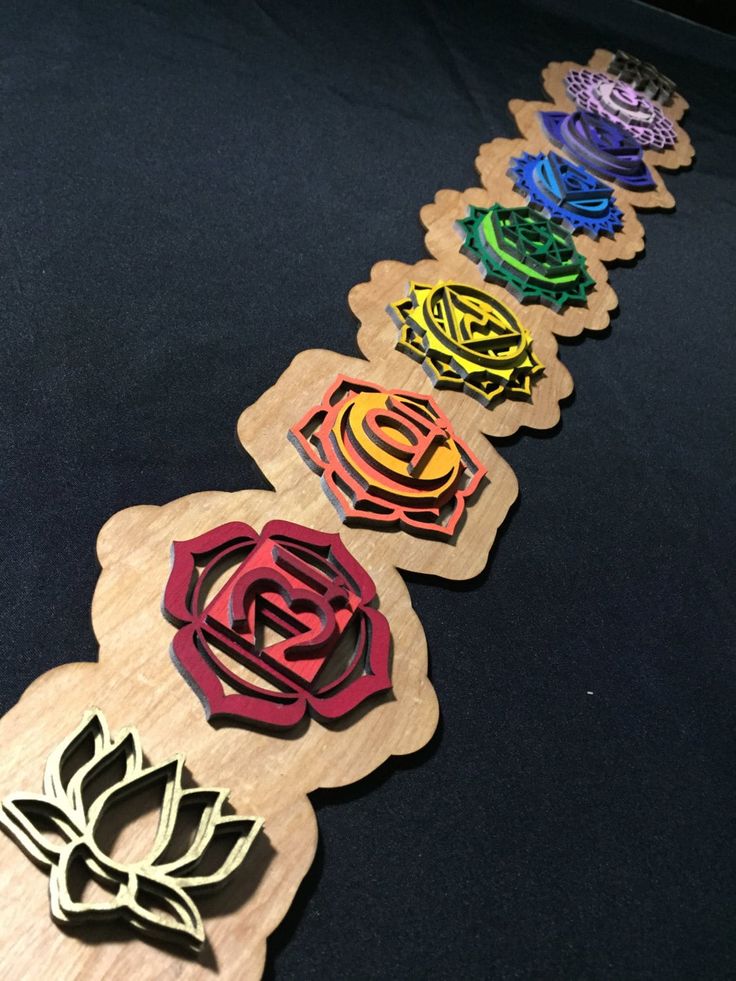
[{"left": 289, "top": 376, "right": 487, "bottom": 539}]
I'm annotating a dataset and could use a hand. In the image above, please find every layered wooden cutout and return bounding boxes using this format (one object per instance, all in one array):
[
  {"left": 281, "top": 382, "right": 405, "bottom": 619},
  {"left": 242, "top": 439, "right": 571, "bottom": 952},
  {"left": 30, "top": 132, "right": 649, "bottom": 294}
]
[
  {"left": 420, "top": 186, "right": 617, "bottom": 338},
  {"left": 0, "top": 485, "right": 439, "bottom": 978},
  {"left": 607, "top": 50, "right": 676, "bottom": 105},
  {"left": 564, "top": 69, "right": 677, "bottom": 150},
  {"left": 458, "top": 203, "right": 595, "bottom": 310},
  {"left": 290, "top": 376, "right": 487, "bottom": 540},
  {"left": 0, "top": 709, "right": 262, "bottom": 951},
  {"left": 390, "top": 281, "right": 544, "bottom": 405},
  {"left": 504, "top": 50, "right": 692, "bottom": 222},
  {"left": 0, "top": 46, "right": 693, "bottom": 981},
  {"left": 475, "top": 135, "right": 645, "bottom": 266},
  {"left": 0, "top": 350, "right": 516, "bottom": 981},
  {"left": 349, "top": 256, "right": 573, "bottom": 438},
  {"left": 163, "top": 519, "right": 392, "bottom": 729},
  {"left": 240, "top": 350, "right": 518, "bottom": 581},
  {"left": 509, "top": 97, "right": 676, "bottom": 213},
  {"left": 508, "top": 151, "right": 624, "bottom": 238},
  {"left": 538, "top": 109, "right": 657, "bottom": 191},
  {"left": 536, "top": 49, "right": 693, "bottom": 179}
]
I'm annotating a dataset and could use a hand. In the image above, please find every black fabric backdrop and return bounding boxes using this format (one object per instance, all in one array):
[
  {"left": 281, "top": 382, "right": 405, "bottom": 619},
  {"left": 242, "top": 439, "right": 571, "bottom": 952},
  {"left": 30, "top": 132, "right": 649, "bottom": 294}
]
[{"left": 1, "top": 1, "right": 734, "bottom": 977}]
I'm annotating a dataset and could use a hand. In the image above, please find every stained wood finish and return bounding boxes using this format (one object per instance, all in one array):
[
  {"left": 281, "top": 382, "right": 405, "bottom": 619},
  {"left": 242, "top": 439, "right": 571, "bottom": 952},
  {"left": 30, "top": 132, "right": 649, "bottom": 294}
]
[
  {"left": 350, "top": 257, "right": 573, "bottom": 437},
  {"left": 0, "top": 48, "right": 692, "bottom": 980},
  {"left": 0, "top": 708, "right": 264, "bottom": 951},
  {"left": 420, "top": 185, "right": 619, "bottom": 338},
  {"left": 0, "top": 489, "right": 439, "bottom": 980}
]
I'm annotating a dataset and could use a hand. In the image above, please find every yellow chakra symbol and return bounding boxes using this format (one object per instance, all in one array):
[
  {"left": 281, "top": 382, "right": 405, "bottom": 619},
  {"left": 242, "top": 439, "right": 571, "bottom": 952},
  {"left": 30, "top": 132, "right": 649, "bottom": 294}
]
[{"left": 390, "top": 281, "right": 544, "bottom": 406}]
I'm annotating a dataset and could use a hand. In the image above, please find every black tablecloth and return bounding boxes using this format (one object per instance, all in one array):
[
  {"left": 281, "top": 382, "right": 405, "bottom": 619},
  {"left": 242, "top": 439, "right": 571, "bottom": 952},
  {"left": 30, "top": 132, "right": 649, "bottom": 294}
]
[{"left": 1, "top": 1, "right": 734, "bottom": 977}]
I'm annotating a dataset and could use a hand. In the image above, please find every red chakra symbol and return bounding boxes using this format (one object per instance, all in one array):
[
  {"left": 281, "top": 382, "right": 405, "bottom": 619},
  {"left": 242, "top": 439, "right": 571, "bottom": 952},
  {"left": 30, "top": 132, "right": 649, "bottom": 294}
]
[
  {"left": 289, "top": 376, "right": 487, "bottom": 539},
  {"left": 163, "top": 520, "right": 392, "bottom": 730}
]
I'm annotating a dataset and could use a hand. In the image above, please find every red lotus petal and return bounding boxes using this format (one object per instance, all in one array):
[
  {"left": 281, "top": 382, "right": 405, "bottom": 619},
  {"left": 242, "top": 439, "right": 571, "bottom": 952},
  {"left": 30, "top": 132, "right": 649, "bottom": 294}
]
[
  {"left": 164, "top": 522, "right": 258, "bottom": 624},
  {"left": 307, "top": 607, "right": 391, "bottom": 719},
  {"left": 170, "top": 623, "right": 308, "bottom": 730}
]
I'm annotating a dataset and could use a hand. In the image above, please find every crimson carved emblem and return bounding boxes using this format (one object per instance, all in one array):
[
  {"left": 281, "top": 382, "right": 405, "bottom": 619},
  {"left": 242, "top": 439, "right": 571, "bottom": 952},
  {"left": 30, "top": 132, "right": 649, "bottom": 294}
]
[
  {"left": 163, "top": 520, "right": 392, "bottom": 730},
  {"left": 289, "top": 376, "right": 487, "bottom": 539}
]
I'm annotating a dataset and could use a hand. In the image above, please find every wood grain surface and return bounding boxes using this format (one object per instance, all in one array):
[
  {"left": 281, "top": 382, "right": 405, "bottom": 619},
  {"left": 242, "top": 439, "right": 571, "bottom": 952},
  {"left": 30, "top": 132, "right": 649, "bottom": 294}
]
[{"left": 0, "top": 49, "right": 692, "bottom": 979}]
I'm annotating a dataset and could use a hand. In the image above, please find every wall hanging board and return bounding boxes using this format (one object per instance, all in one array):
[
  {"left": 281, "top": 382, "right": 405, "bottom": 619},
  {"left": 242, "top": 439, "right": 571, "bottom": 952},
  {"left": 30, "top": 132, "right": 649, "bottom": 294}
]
[{"left": 0, "top": 48, "right": 693, "bottom": 980}]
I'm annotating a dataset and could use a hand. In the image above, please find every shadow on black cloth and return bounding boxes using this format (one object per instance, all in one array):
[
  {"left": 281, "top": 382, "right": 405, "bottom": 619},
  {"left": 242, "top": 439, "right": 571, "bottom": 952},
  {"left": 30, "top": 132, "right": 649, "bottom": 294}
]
[
  {"left": 0, "top": 0, "right": 734, "bottom": 978},
  {"left": 643, "top": 0, "right": 736, "bottom": 34}
]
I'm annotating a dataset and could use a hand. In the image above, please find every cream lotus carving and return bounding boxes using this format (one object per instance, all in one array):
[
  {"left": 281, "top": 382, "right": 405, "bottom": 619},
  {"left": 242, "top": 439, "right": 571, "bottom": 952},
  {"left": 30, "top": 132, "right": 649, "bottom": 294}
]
[{"left": 0, "top": 709, "right": 263, "bottom": 950}]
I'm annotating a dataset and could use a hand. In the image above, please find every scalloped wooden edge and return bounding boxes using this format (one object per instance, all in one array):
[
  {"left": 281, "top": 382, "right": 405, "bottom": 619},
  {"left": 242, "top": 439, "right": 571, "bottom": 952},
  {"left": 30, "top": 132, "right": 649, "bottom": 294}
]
[
  {"left": 420, "top": 186, "right": 618, "bottom": 339},
  {"left": 543, "top": 50, "right": 694, "bottom": 175},
  {"left": 420, "top": 50, "right": 691, "bottom": 342},
  {"left": 0, "top": 47, "right": 694, "bottom": 981},
  {"left": 0, "top": 488, "right": 439, "bottom": 980},
  {"left": 350, "top": 257, "right": 574, "bottom": 437}
]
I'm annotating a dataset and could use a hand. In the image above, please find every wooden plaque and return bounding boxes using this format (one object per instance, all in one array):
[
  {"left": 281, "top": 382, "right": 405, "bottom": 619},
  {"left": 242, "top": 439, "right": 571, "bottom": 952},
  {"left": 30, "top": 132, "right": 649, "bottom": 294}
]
[{"left": 0, "top": 49, "right": 693, "bottom": 979}]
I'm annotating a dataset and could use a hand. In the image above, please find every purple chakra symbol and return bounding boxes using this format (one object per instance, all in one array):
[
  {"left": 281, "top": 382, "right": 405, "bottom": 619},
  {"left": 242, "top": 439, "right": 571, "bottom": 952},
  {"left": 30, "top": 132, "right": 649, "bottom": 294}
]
[
  {"left": 539, "top": 110, "right": 656, "bottom": 192},
  {"left": 564, "top": 69, "right": 677, "bottom": 151},
  {"left": 509, "top": 151, "right": 623, "bottom": 238}
]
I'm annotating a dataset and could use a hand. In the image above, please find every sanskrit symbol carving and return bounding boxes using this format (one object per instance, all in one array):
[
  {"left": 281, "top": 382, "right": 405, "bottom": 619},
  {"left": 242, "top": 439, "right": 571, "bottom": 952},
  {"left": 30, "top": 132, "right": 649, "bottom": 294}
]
[
  {"left": 390, "top": 281, "right": 543, "bottom": 405},
  {"left": 509, "top": 151, "right": 623, "bottom": 238},
  {"left": 164, "top": 520, "right": 392, "bottom": 729},
  {"left": 290, "top": 376, "right": 486, "bottom": 539},
  {"left": 458, "top": 204, "right": 595, "bottom": 310}
]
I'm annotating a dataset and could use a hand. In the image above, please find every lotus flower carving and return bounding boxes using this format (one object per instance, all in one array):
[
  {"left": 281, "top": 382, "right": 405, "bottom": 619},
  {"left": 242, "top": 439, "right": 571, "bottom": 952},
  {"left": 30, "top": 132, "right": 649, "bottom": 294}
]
[{"left": 0, "top": 709, "right": 263, "bottom": 950}]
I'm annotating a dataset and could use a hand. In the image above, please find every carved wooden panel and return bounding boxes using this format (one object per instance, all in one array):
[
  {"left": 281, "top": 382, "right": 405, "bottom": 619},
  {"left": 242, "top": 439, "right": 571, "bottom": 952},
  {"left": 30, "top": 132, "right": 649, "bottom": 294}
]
[
  {"left": 0, "top": 47, "right": 693, "bottom": 980},
  {"left": 164, "top": 520, "right": 393, "bottom": 729}
]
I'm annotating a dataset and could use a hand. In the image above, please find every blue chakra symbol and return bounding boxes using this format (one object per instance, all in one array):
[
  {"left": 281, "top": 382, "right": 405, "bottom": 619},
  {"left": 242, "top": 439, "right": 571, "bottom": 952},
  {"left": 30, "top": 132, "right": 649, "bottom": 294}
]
[{"left": 509, "top": 151, "right": 624, "bottom": 239}]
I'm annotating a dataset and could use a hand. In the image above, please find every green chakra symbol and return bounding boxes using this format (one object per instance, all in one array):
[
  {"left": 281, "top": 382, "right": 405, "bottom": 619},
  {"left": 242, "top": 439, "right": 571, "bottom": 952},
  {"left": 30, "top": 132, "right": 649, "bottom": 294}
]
[{"left": 458, "top": 204, "right": 595, "bottom": 311}]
